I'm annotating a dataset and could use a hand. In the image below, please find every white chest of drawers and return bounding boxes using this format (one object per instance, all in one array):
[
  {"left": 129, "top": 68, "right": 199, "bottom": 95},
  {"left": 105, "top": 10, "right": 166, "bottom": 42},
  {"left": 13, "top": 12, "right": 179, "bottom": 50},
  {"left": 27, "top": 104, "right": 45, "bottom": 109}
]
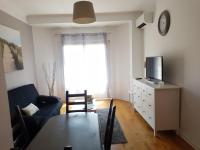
[{"left": 131, "top": 79, "right": 180, "bottom": 136}]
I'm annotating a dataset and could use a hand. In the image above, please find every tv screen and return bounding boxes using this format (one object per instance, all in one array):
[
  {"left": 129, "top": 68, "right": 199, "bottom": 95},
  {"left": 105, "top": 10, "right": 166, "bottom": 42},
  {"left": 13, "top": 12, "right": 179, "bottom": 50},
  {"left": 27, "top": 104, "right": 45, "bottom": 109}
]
[{"left": 146, "top": 56, "right": 163, "bottom": 81}]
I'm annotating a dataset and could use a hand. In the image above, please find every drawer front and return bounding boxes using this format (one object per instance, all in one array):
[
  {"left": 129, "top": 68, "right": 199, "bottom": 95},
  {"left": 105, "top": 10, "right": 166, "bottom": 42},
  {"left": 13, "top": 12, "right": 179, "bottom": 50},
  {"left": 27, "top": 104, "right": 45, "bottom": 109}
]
[
  {"left": 133, "top": 80, "right": 155, "bottom": 129},
  {"left": 147, "top": 112, "right": 154, "bottom": 128},
  {"left": 143, "top": 105, "right": 155, "bottom": 128},
  {"left": 146, "top": 87, "right": 154, "bottom": 100},
  {"left": 133, "top": 85, "right": 142, "bottom": 102},
  {"left": 134, "top": 102, "right": 143, "bottom": 113},
  {"left": 146, "top": 87, "right": 154, "bottom": 107},
  {"left": 146, "top": 114, "right": 154, "bottom": 128},
  {"left": 146, "top": 102, "right": 153, "bottom": 111},
  {"left": 141, "top": 109, "right": 147, "bottom": 119}
]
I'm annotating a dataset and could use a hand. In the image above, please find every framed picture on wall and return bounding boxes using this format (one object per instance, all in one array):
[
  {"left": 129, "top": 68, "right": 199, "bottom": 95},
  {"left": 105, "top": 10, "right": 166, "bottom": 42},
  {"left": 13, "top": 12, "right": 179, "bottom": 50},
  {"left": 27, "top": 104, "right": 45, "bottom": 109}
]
[{"left": 0, "top": 24, "right": 24, "bottom": 73}]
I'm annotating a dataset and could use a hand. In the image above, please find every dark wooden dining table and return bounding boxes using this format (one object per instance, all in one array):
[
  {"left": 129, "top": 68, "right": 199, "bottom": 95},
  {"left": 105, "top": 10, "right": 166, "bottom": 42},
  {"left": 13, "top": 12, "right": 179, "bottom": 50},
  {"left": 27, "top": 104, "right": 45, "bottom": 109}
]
[{"left": 27, "top": 113, "right": 102, "bottom": 150}]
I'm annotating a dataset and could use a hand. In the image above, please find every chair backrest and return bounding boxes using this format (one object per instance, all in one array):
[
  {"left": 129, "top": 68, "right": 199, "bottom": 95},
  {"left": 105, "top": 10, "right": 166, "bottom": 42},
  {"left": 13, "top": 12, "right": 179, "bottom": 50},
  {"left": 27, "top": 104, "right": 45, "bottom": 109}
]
[
  {"left": 104, "top": 105, "right": 116, "bottom": 150},
  {"left": 66, "top": 90, "right": 87, "bottom": 113},
  {"left": 12, "top": 105, "right": 30, "bottom": 150},
  {"left": 104, "top": 99, "right": 113, "bottom": 145}
]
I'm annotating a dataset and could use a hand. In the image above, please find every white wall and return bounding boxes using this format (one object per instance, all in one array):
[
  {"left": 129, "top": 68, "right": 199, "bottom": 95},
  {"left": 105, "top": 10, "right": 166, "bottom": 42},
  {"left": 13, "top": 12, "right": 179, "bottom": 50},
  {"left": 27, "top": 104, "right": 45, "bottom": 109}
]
[
  {"left": 0, "top": 9, "right": 37, "bottom": 149},
  {"left": 0, "top": 10, "right": 37, "bottom": 90},
  {"left": 132, "top": 25, "right": 144, "bottom": 78},
  {"left": 107, "top": 24, "right": 132, "bottom": 100},
  {"left": 32, "top": 27, "right": 55, "bottom": 95},
  {"left": 0, "top": 44, "right": 13, "bottom": 150},
  {"left": 32, "top": 24, "right": 132, "bottom": 100},
  {"left": 144, "top": 0, "right": 200, "bottom": 149},
  {"left": 0, "top": 0, "right": 26, "bottom": 22}
]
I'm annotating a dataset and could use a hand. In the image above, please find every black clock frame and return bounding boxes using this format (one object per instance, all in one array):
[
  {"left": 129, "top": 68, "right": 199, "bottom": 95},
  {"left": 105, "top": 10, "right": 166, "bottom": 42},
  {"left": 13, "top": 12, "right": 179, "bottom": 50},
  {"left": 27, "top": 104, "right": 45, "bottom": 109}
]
[{"left": 158, "top": 10, "right": 171, "bottom": 36}]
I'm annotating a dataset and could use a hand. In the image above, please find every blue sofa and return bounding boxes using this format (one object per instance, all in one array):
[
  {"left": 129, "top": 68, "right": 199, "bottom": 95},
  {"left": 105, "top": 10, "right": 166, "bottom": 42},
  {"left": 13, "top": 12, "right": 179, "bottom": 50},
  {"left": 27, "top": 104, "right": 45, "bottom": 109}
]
[{"left": 8, "top": 84, "right": 62, "bottom": 138}]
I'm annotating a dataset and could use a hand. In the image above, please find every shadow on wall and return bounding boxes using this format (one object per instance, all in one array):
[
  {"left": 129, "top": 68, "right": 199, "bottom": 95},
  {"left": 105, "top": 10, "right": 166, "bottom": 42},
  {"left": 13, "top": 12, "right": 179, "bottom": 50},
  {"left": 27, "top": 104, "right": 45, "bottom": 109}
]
[
  {"left": 163, "top": 51, "right": 184, "bottom": 86},
  {"left": 163, "top": 50, "right": 200, "bottom": 148},
  {"left": 180, "top": 86, "right": 200, "bottom": 147}
]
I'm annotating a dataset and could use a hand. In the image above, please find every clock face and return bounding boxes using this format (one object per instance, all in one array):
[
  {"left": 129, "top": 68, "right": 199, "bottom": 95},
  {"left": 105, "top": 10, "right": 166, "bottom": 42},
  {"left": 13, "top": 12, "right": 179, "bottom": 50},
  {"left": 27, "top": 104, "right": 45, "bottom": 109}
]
[{"left": 158, "top": 10, "right": 170, "bottom": 36}]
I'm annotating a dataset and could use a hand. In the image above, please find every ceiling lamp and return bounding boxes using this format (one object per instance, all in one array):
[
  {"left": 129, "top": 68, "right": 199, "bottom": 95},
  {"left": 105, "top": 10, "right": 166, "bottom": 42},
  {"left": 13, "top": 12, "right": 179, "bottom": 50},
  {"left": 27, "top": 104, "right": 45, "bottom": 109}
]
[{"left": 73, "top": 1, "right": 96, "bottom": 24}]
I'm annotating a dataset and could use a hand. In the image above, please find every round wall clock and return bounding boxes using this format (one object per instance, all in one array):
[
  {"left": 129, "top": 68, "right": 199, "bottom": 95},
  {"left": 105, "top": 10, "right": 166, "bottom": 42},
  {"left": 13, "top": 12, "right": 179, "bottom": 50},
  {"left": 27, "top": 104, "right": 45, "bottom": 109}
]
[{"left": 158, "top": 10, "right": 170, "bottom": 36}]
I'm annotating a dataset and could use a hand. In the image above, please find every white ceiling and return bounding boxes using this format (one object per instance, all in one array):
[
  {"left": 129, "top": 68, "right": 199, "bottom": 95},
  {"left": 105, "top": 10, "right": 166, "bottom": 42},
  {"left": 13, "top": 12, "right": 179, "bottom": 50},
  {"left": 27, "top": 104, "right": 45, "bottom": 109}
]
[{"left": 12, "top": 0, "right": 156, "bottom": 16}]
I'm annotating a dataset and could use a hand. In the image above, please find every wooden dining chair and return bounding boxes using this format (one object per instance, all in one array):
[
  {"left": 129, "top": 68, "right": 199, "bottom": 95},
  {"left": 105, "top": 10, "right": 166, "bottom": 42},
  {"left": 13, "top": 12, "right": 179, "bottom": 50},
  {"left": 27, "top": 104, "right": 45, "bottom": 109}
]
[
  {"left": 104, "top": 99, "right": 113, "bottom": 145},
  {"left": 66, "top": 90, "right": 87, "bottom": 113},
  {"left": 12, "top": 105, "right": 31, "bottom": 150},
  {"left": 104, "top": 105, "right": 116, "bottom": 150}
]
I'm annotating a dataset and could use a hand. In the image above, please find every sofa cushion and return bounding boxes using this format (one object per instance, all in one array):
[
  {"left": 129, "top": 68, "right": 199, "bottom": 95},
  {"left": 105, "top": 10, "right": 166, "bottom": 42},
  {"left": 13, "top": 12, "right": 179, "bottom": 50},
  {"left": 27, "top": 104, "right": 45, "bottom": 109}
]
[
  {"left": 37, "top": 95, "right": 61, "bottom": 106},
  {"left": 8, "top": 84, "right": 39, "bottom": 125},
  {"left": 22, "top": 103, "right": 39, "bottom": 116},
  {"left": 34, "top": 102, "right": 62, "bottom": 117}
]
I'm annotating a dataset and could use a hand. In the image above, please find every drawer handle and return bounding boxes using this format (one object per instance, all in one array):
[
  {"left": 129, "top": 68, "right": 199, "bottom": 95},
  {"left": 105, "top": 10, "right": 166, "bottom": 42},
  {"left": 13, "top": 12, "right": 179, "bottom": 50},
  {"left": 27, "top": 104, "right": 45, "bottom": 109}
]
[
  {"left": 148, "top": 104, "right": 152, "bottom": 107},
  {"left": 148, "top": 93, "right": 152, "bottom": 96},
  {"left": 142, "top": 99, "right": 145, "bottom": 102},
  {"left": 149, "top": 117, "right": 152, "bottom": 119}
]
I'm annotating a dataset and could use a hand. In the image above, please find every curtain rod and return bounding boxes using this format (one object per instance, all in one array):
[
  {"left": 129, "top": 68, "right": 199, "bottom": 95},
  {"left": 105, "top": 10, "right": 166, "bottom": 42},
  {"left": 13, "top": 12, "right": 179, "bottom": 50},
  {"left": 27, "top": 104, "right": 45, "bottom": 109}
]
[{"left": 54, "top": 32, "right": 111, "bottom": 36}]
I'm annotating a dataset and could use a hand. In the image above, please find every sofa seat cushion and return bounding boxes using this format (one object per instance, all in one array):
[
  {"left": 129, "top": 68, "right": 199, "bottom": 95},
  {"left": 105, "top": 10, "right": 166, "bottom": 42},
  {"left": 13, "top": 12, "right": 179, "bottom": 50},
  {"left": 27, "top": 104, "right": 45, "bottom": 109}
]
[
  {"left": 31, "top": 115, "right": 49, "bottom": 128},
  {"left": 32, "top": 101, "right": 62, "bottom": 128},
  {"left": 34, "top": 102, "right": 62, "bottom": 117}
]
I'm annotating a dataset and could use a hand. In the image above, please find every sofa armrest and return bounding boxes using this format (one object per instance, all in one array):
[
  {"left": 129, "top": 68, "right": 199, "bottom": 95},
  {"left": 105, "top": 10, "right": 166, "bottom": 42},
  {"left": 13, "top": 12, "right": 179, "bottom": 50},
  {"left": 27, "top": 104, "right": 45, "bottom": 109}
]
[{"left": 37, "top": 95, "right": 61, "bottom": 106}]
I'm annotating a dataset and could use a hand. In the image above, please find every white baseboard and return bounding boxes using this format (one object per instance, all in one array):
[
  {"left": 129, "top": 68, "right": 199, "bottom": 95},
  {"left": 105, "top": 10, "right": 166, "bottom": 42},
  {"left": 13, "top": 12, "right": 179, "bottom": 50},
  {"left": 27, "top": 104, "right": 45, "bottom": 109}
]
[{"left": 180, "top": 132, "right": 200, "bottom": 150}]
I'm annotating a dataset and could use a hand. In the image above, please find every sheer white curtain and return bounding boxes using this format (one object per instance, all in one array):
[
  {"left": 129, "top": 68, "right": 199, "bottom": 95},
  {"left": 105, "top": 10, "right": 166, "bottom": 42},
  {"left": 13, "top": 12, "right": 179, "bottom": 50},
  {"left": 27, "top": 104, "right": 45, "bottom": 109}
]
[
  {"left": 53, "top": 35, "right": 65, "bottom": 101},
  {"left": 62, "top": 33, "right": 109, "bottom": 99}
]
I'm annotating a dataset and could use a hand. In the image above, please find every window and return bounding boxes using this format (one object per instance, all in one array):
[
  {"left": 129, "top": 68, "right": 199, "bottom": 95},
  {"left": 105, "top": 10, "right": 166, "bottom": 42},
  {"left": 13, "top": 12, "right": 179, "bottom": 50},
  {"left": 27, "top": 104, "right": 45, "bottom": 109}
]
[{"left": 63, "top": 34, "right": 108, "bottom": 99}]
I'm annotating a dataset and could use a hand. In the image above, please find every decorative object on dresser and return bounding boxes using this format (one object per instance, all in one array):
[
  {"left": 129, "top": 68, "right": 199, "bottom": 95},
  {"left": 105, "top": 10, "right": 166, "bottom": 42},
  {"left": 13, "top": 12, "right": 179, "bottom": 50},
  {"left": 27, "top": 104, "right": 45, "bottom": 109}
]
[{"left": 131, "top": 79, "right": 180, "bottom": 136}]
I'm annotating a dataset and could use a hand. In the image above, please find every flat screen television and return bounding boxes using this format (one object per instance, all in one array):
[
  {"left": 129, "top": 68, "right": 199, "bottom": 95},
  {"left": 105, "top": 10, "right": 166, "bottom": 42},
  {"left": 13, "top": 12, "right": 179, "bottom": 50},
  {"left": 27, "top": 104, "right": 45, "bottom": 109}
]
[{"left": 146, "top": 56, "right": 163, "bottom": 81}]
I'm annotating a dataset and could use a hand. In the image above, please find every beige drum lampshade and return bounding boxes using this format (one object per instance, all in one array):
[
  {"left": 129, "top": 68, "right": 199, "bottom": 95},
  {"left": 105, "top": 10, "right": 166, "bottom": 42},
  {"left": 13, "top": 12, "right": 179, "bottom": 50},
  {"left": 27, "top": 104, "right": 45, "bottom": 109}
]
[{"left": 73, "top": 1, "right": 96, "bottom": 24}]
